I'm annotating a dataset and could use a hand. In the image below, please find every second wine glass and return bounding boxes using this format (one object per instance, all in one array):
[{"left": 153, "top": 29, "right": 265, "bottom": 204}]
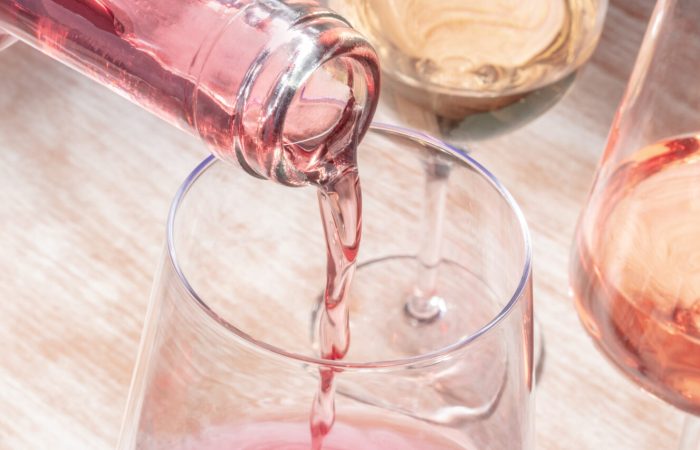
[
  {"left": 329, "top": 0, "right": 608, "bottom": 143},
  {"left": 326, "top": 0, "right": 608, "bottom": 373},
  {"left": 571, "top": 0, "right": 700, "bottom": 447}
]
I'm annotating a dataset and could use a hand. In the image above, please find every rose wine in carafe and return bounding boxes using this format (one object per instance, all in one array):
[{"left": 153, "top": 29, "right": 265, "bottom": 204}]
[{"left": 0, "top": 0, "right": 379, "bottom": 185}]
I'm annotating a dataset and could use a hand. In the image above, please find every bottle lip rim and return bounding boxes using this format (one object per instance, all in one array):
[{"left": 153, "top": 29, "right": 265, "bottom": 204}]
[
  {"left": 226, "top": 10, "right": 381, "bottom": 185},
  {"left": 165, "top": 123, "right": 533, "bottom": 372}
]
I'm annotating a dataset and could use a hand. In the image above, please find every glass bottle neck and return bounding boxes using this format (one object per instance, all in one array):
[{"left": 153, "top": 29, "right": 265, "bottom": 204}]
[
  {"left": 204, "top": 7, "right": 380, "bottom": 186},
  {"left": 0, "top": 0, "right": 380, "bottom": 186}
]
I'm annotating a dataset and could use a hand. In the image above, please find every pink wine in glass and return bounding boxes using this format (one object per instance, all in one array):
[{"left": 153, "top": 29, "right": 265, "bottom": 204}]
[
  {"left": 0, "top": 0, "right": 379, "bottom": 185},
  {"left": 571, "top": 134, "right": 700, "bottom": 415},
  {"left": 177, "top": 415, "right": 467, "bottom": 449}
]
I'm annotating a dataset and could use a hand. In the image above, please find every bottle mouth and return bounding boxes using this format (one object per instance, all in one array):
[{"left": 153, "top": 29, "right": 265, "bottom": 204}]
[
  {"left": 281, "top": 55, "right": 377, "bottom": 185},
  {"left": 233, "top": 12, "right": 380, "bottom": 187}
]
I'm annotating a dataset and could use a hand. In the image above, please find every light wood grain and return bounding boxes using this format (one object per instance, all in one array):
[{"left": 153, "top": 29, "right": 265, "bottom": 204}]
[{"left": 0, "top": 1, "right": 688, "bottom": 448}]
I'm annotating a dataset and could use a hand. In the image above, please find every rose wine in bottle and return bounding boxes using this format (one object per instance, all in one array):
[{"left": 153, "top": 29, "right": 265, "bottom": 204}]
[
  {"left": 0, "top": 0, "right": 379, "bottom": 185},
  {"left": 571, "top": 134, "right": 700, "bottom": 415},
  {"left": 1, "top": 3, "right": 382, "bottom": 447}
]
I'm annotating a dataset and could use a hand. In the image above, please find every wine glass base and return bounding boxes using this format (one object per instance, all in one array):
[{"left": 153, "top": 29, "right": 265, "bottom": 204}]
[
  {"left": 311, "top": 255, "right": 502, "bottom": 361},
  {"left": 374, "top": 256, "right": 497, "bottom": 358},
  {"left": 309, "top": 255, "right": 509, "bottom": 423},
  {"left": 311, "top": 255, "right": 545, "bottom": 383},
  {"left": 403, "top": 294, "right": 447, "bottom": 324}
]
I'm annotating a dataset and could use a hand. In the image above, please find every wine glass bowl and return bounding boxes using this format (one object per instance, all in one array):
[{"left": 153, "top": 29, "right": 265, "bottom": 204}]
[
  {"left": 572, "top": 134, "right": 700, "bottom": 416},
  {"left": 328, "top": 0, "right": 608, "bottom": 142},
  {"left": 118, "top": 125, "right": 534, "bottom": 449},
  {"left": 379, "top": 72, "right": 577, "bottom": 142},
  {"left": 570, "top": 0, "right": 700, "bottom": 446}
]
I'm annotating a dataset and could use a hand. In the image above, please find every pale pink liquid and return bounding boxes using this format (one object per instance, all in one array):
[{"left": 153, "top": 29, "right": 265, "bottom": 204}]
[
  {"left": 177, "top": 418, "right": 464, "bottom": 450},
  {"left": 572, "top": 134, "right": 700, "bottom": 414},
  {"left": 0, "top": 0, "right": 368, "bottom": 184},
  {"left": 0, "top": 1, "right": 368, "bottom": 444},
  {"left": 0, "top": 0, "right": 255, "bottom": 149},
  {"left": 312, "top": 155, "right": 362, "bottom": 448}
]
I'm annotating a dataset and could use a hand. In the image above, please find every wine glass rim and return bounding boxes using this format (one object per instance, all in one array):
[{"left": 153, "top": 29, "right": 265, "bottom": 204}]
[{"left": 166, "top": 123, "right": 532, "bottom": 371}]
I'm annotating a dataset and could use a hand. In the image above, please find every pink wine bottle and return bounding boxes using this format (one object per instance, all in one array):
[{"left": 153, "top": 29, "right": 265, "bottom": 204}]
[{"left": 0, "top": 0, "right": 380, "bottom": 185}]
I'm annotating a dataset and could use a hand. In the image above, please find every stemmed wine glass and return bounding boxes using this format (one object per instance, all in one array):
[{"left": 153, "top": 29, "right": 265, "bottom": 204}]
[
  {"left": 570, "top": 0, "right": 700, "bottom": 447},
  {"left": 326, "top": 0, "right": 608, "bottom": 375},
  {"left": 329, "top": 0, "right": 608, "bottom": 143},
  {"left": 119, "top": 125, "right": 534, "bottom": 449}
]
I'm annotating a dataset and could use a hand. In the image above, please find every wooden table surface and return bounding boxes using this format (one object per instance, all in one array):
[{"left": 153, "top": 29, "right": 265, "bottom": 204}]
[{"left": 0, "top": 1, "right": 687, "bottom": 448}]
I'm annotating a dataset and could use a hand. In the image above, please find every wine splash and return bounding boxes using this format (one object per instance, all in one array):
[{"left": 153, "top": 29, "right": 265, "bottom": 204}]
[{"left": 571, "top": 134, "right": 700, "bottom": 415}]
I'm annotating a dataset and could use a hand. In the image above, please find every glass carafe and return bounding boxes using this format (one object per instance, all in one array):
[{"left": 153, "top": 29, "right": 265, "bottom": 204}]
[
  {"left": 570, "top": 0, "right": 700, "bottom": 447},
  {"left": 0, "top": 0, "right": 380, "bottom": 185}
]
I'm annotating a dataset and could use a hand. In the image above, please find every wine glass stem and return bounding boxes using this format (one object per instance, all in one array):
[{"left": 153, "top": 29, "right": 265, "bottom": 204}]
[
  {"left": 405, "top": 156, "right": 451, "bottom": 322},
  {"left": 679, "top": 415, "right": 700, "bottom": 450}
]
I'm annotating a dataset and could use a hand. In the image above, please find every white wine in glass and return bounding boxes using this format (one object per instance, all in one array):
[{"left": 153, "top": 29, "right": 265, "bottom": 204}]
[{"left": 330, "top": 0, "right": 607, "bottom": 142}]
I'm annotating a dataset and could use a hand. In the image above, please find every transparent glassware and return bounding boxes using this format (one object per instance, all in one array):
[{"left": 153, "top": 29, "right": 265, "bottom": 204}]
[
  {"left": 118, "top": 125, "right": 533, "bottom": 449},
  {"left": 326, "top": 0, "right": 608, "bottom": 143},
  {"left": 323, "top": 0, "right": 599, "bottom": 379},
  {"left": 0, "top": 0, "right": 380, "bottom": 185},
  {"left": 570, "top": 0, "right": 700, "bottom": 448}
]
